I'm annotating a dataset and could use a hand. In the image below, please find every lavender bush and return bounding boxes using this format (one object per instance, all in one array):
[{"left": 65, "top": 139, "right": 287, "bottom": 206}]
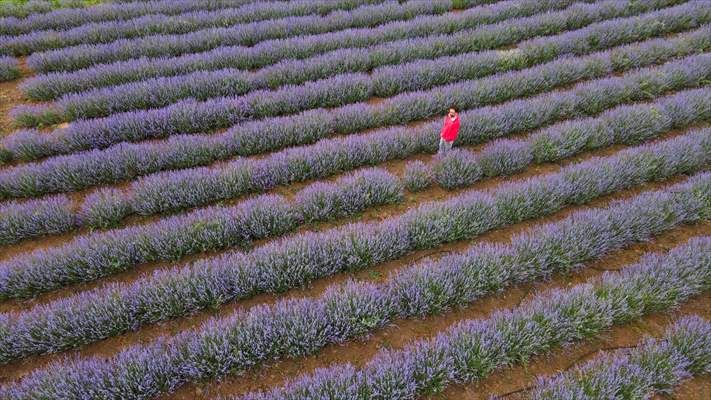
[
  {"left": 294, "top": 168, "right": 403, "bottom": 223},
  {"left": 8, "top": 103, "right": 61, "bottom": 128},
  {"left": 2, "top": 230, "right": 707, "bottom": 400},
  {"left": 402, "top": 161, "right": 433, "bottom": 192},
  {"left": 0, "top": 195, "right": 75, "bottom": 246},
  {"left": 532, "top": 316, "right": 711, "bottom": 399},
  {"left": 0, "top": 166, "right": 706, "bottom": 363},
  {"left": 477, "top": 138, "right": 533, "bottom": 177},
  {"left": 19, "top": 0, "right": 592, "bottom": 100},
  {"left": 0, "top": 1, "right": 452, "bottom": 56},
  {"left": 0, "top": 55, "right": 20, "bottom": 81},
  {"left": 77, "top": 187, "right": 131, "bottom": 229},
  {"left": 235, "top": 237, "right": 710, "bottom": 400},
  {"left": 25, "top": 0, "right": 681, "bottom": 74},
  {"left": 433, "top": 149, "right": 483, "bottom": 189}
]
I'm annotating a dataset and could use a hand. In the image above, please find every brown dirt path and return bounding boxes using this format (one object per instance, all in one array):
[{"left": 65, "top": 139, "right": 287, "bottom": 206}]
[{"left": 0, "top": 57, "right": 30, "bottom": 136}]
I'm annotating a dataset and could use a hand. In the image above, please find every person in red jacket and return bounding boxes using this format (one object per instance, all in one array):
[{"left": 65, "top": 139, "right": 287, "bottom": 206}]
[{"left": 439, "top": 106, "right": 460, "bottom": 154}]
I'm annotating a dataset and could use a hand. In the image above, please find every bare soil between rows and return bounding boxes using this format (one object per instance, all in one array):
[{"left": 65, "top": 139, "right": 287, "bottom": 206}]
[
  {"left": 0, "top": 25, "right": 708, "bottom": 398},
  {"left": 0, "top": 57, "right": 31, "bottom": 136}
]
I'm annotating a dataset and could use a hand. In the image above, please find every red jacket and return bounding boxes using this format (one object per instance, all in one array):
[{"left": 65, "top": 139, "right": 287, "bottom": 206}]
[{"left": 440, "top": 115, "right": 460, "bottom": 142}]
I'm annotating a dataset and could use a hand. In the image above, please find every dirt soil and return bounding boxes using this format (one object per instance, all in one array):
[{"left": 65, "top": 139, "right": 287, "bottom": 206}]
[{"left": 0, "top": 57, "right": 31, "bottom": 136}]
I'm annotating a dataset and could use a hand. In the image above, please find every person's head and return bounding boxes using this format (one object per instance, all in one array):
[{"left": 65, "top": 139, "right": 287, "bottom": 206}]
[{"left": 448, "top": 106, "right": 458, "bottom": 118}]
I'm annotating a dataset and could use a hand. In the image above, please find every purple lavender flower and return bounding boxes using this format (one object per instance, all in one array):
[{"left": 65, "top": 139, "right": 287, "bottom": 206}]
[
  {"left": 402, "top": 160, "right": 433, "bottom": 192},
  {"left": 477, "top": 138, "right": 534, "bottom": 177},
  {"left": 77, "top": 187, "right": 131, "bottom": 229},
  {"left": 0, "top": 195, "right": 76, "bottom": 245},
  {"left": 294, "top": 168, "right": 403, "bottom": 223},
  {"left": 432, "top": 149, "right": 483, "bottom": 190},
  {"left": 0, "top": 55, "right": 19, "bottom": 81}
]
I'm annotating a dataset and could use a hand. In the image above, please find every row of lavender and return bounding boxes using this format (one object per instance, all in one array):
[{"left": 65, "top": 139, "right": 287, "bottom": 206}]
[
  {"left": 531, "top": 316, "right": 710, "bottom": 399},
  {"left": 2, "top": 60, "right": 709, "bottom": 246},
  {"left": 3, "top": 222, "right": 708, "bottom": 400},
  {"left": 3, "top": 24, "right": 708, "bottom": 197},
  {"left": 19, "top": 0, "right": 589, "bottom": 100},
  {"left": 0, "top": 0, "right": 256, "bottom": 21},
  {"left": 13, "top": 0, "right": 694, "bottom": 124},
  {"left": 0, "top": 0, "right": 458, "bottom": 56},
  {"left": 0, "top": 130, "right": 706, "bottom": 366},
  {"left": 25, "top": 0, "right": 684, "bottom": 74},
  {"left": 0, "top": 0, "right": 90, "bottom": 19},
  {"left": 239, "top": 238, "right": 711, "bottom": 400},
  {"left": 0, "top": 0, "right": 393, "bottom": 38}
]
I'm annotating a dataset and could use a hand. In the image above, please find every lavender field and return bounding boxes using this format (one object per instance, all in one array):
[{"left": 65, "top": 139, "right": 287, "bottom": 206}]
[{"left": 0, "top": 1, "right": 709, "bottom": 399}]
